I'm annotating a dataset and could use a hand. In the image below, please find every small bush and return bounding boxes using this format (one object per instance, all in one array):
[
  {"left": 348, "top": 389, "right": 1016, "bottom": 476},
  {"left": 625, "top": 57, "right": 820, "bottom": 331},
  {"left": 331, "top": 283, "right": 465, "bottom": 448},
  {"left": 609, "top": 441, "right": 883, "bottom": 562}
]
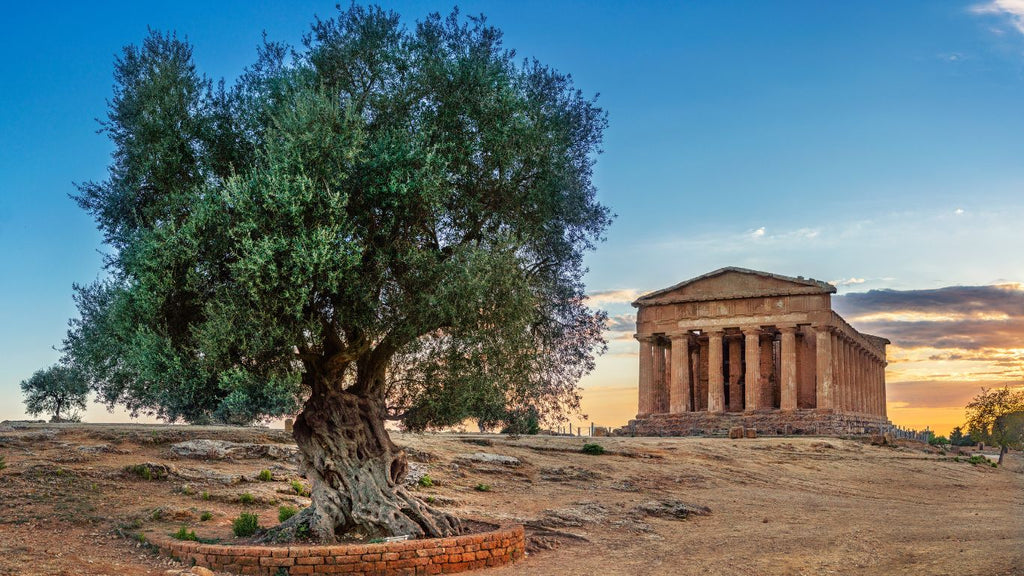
[
  {"left": 581, "top": 443, "right": 605, "bottom": 455},
  {"left": 172, "top": 526, "right": 198, "bottom": 541},
  {"left": 201, "top": 491, "right": 211, "bottom": 501},
  {"left": 278, "top": 505, "right": 298, "bottom": 522},
  {"left": 258, "top": 469, "right": 273, "bottom": 482},
  {"left": 151, "top": 508, "right": 164, "bottom": 521},
  {"left": 425, "top": 496, "right": 436, "bottom": 504},
  {"left": 239, "top": 492, "right": 256, "bottom": 505},
  {"left": 475, "top": 483, "right": 492, "bottom": 492},
  {"left": 200, "top": 511, "right": 213, "bottom": 521},
  {"left": 133, "top": 532, "right": 147, "bottom": 544},
  {"left": 295, "top": 523, "right": 311, "bottom": 540},
  {"left": 290, "top": 480, "right": 310, "bottom": 497},
  {"left": 418, "top": 474, "right": 434, "bottom": 488},
  {"left": 968, "top": 455, "right": 989, "bottom": 466},
  {"left": 232, "top": 512, "right": 260, "bottom": 537}
]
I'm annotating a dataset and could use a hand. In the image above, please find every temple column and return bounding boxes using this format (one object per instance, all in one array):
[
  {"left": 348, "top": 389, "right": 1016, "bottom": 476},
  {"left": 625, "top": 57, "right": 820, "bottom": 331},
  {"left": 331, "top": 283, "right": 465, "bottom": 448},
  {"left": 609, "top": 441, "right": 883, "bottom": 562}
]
[
  {"left": 779, "top": 325, "right": 798, "bottom": 411},
  {"left": 874, "top": 359, "right": 882, "bottom": 416},
  {"left": 743, "top": 327, "right": 761, "bottom": 411},
  {"left": 653, "top": 340, "right": 667, "bottom": 413},
  {"left": 728, "top": 335, "right": 744, "bottom": 412},
  {"left": 859, "top": 350, "right": 868, "bottom": 414},
  {"left": 814, "top": 325, "right": 834, "bottom": 410},
  {"left": 669, "top": 334, "right": 691, "bottom": 413},
  {"left": 880, "top": 361, "right": 887, "bottom": 417},
  {"left": 637, "top": 335, "right": 654, "bottom": 415},
  {"left": 834, "top": 335, "right": 846, "bottom": 412},
  {"left": 707, "top": 330, "right": 725, "bottom": 413},
  {"left": 697, "top": 337, "right": 710, "bottom": 411}
]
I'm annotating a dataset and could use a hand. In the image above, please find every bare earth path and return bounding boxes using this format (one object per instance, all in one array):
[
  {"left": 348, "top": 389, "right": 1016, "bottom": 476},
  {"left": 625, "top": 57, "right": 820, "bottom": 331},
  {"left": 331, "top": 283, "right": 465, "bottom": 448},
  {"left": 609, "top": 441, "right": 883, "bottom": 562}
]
[{"left": 0, "top": 423, "right": 1020, "bottom": 576}]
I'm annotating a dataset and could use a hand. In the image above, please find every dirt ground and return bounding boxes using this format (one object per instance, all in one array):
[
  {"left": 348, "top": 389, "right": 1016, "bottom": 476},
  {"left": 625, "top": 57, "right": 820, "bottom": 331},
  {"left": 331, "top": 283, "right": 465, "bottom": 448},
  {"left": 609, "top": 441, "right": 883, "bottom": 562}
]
[{"left": 0, "top": 422, "right": 1021, "bottom": 576}]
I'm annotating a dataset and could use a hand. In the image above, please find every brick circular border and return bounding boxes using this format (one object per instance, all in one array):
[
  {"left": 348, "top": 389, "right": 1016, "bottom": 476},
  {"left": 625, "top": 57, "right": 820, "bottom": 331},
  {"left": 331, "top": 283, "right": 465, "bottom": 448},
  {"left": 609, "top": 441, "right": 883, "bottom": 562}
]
[{"left": 146, "top": 524, "right": 525, "bottom": 575}]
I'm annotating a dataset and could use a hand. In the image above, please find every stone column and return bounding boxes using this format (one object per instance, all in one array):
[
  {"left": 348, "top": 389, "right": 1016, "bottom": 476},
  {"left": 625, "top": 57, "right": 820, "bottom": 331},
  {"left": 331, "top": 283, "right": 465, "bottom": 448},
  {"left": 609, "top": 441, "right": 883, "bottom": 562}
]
[
  {"left": 858, "top": 350, "right": 868, "bottom": 414},
  {"left": 743, "top": 327, "right": 761, "bottom": 411},
  {"left": 653, "top": 341, "right": 666, "bottom": 413},
  {"left": 814, "top": 325, "right": 833, "bottom": 410},
  {"left": 697, "top": 338, "right": 710, "bottom": 411},
  {"left": 880, "top": 361, "right": 887, "bottom": 417},
  {"left": 779, "top": 325, "right": 798, "bottom": 411},
  {"left": 637, "top": 335, "right": 654, "bottom": 416},
  {"left": 728, "top": 335, "right": 744, "bottom": 412},
  {"left": 669, "top": 334, "right": 691, "bottom": 413},
  {"left": 707, "top": 330, "right": 725, "bottom": 413}
]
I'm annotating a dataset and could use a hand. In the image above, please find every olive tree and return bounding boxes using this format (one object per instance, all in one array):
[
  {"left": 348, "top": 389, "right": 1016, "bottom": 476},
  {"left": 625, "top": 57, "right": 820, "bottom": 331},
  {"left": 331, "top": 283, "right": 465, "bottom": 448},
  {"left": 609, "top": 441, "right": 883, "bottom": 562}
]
[
  {"left": 66, "top": 5, "right": 609, "bottom": 541},
  {"left": 965, "top": 386, "right": 1024, "bottom": 465},
  {"left": 20, "top": 364, "right": 90, "bottom": 422}
]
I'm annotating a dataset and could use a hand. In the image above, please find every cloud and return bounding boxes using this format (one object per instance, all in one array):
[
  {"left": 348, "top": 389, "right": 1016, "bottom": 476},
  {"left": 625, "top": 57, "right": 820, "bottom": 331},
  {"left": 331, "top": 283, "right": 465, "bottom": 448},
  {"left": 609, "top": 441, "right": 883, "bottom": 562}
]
[
  {"left": 830, "top": 277, "right": 865, "bottom": 287},
  {"left": 971, "top": 0, "right": 1024, "bottom": 34},
  {"left": 586, "top": 289, "right": 641, "bottom": 307},
  {"left": 751, "top": 227, "right": 766, "bottom": 238},
  {"left": 604, "top": 313, "right": 637, "bottom": 334}
]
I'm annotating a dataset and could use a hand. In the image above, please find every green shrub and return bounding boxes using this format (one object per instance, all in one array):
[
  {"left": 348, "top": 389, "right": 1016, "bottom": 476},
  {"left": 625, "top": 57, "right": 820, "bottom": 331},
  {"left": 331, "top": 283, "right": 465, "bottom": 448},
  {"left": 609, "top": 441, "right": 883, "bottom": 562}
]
[
  {"left": 418, "top": 474, "right": 433, "bottom": 488},
  {"left": 239, "top": 492, "right": 256, "bottom": 505},
  {"left": 295, "top": 523, "right": 311, "bottom": 540},
  {"left": 200, "top": 511, "right": 213, "bottom": 521},
  {"left": 928, "top": 435, "right": 949, "bottom": 446},
  {"left": 475, "top": 483, "right": 491, "bottom": 492},
  {"left": 258, "top": 469, "right": 273, "bottom": 482},
  {"left": 581, "top": 443, "right": 605, "bottom": 455},
  {"left": 278, "top": 505, "right": 298, "bottom": 522},
  {"left": 290, "top": 480, "right": 310, "bottom": 497},
  {"left": 201, "top": 491, "right": 211, "bottom": 501},
  {"left": 425, "top": 496, "right": 436, "bottom": 504},
  {"left": 232, "top": 512, "right": 260, "bottom": 537},
  {"left": 172, "top": 526, "right": 198, "bottom": 541},
  {"left": 967, "top": 455, "right": 990, "bottom": 466}
]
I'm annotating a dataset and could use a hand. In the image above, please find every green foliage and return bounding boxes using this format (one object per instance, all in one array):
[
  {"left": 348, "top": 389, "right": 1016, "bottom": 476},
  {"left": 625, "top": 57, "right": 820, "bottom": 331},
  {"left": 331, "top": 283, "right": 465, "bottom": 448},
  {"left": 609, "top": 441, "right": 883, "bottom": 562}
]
[
  {"left": 290, "top": 480, "right": 310, "bottom": 497},
  {"left": 20, "top": 363, "right": 89, "bottom": 422},
  {"left": 581, "top": 443, "right": 605, "bottom": 455},
  {"left": 967, "top": 455, "right": 990, "bottom": 466},
  {"left": 295, "top": 523, "right": 311, "bottom": 540},
  {"left": 239, "top": 492, "right": 256, "bottom": 505},
  {"left": 201, "top": 491, "right": 211, "bottom": 501},
  {"left": 126, "top": 464, "right": 167, "bottom": 481},
  {"left": 949, "top": 426, "right": 974, "bottom": 446},
  {"left": 474, "top": 483, "right": 492, "bottom": 492},
  {"left": 172, "top": 526, "right": 198, "bottom": 541},
  {"left": 65, "top": 4, "right": 609, "bottom": 435},
  {"left": 278, "top": 505, "right": 298, "bottom": 522},
  {"left": 928, "top": 435, "right": 948, "bottom": 446},
  {"left": 965, "top": 387, "right": 1024, "bottom": 463},
  {"left": 258, "top": 469, "right": 273, "bottom": 482},
  {"left": 417, "top": 474, "right": 433, "bottom": 488},
  {"left": 232, "top": 512, "right": 261, "bottom": 537},
  {"left": 200, "top": 511, "right": 213, "bottom": 521}
]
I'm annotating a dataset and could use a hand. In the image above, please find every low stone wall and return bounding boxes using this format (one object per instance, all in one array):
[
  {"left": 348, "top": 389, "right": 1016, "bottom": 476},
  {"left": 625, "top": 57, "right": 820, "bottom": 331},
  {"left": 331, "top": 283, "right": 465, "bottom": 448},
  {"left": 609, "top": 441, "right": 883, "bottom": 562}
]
[
  {"left": 627, "top": 409, "right": 890, "bottom": 437},
  {"left": 147, "top": 524, "right": 525, "bottom": 575}
]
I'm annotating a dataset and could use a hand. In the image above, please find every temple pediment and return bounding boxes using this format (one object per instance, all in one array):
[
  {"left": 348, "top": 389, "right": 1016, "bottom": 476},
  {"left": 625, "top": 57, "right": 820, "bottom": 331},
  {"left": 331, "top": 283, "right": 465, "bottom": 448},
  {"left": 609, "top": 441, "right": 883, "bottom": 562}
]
[{"left": 633, "top": 267, "right": 835, "bottom": 306}]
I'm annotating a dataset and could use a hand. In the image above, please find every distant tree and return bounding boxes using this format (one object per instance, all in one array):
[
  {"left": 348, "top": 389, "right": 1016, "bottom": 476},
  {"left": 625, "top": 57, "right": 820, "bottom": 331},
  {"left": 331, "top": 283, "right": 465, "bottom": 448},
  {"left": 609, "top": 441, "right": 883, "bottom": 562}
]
[
  {"left": 928, "top": 434, "right": 949, "bottom": 447},
  {"left": 20, "top": 364, "right": 90, "bottom": 422},
  {"left": 965, "top": 387, "right": 1024, "bottom": 464},
  {"left": 66, "top": 5, "right": 608, "bottom": 541}
]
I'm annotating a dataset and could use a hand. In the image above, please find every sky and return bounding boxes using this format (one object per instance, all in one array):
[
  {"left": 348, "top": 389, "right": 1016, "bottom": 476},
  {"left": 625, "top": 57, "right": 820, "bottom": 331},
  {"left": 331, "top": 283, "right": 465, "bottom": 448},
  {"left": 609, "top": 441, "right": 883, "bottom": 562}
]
[{"left": 3, "top": 1, "right": 1024, "bottom": 435}]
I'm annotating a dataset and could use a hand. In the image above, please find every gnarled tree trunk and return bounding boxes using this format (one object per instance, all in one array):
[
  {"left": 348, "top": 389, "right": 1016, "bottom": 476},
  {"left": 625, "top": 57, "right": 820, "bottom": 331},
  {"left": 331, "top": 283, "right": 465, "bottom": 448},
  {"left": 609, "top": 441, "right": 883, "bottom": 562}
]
[{"left": 283, "top": 384, "right": 461, "bottom": 542}]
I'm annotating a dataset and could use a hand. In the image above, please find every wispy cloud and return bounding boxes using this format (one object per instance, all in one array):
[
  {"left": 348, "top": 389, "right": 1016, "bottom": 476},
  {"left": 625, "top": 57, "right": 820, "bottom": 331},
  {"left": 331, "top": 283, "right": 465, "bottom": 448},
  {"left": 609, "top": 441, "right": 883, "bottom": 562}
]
[
  {"left": 586, "top": 288, "right": 641, "bottom": 307},
  {"left": 971, "top": 0, "right": 1024, "bottom": 35},
  {"left": 830, "top": 277, "right": 865, "bottom": 287}
]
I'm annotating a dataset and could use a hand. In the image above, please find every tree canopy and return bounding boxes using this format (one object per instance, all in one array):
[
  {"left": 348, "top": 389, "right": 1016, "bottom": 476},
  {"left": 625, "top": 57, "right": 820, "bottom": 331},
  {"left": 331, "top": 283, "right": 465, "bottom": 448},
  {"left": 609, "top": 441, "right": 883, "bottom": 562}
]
[
  {"left": 21, "top": 364, "right": 90, "bottom": 422},
  {"left": 66, "top": 5, "right": 610, "bottom": 539},
  {"left": 965, "top": 386, "right": 1024, "bottom": 464}
]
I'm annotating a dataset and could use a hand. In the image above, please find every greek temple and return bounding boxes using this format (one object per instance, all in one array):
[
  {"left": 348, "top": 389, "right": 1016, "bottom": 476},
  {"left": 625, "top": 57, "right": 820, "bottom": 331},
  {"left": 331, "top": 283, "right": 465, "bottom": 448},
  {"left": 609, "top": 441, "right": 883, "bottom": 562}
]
[{"left": 628, "top": 267, "right": 891, "bottom": 435}]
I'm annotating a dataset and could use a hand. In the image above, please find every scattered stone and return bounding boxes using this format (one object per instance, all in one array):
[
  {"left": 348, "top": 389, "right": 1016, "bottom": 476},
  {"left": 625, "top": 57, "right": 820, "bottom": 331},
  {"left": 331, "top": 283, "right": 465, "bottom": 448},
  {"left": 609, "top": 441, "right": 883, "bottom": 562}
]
[
  {"left": 169, "top": 439, "right": 298, "bottom": 461},
  {"left": 404, "top": 462, "right": 429, "bottom": 487},
  {"left": 728, "top": 426, "right": 744, "bottom": 439},
  {"left": 404, "top": 446, "right": 438, "bottom": 463},
  {"left": 458, "top": 452, "right": 521, "bottom": 466},
  {"left": 461, "top": 438, "right": 494, "bottom": 447},
  {"left": 188, "top": 566, "right": 215, "bottom": 576},
  {"left": 539, "top": 502, "right": 607, "bottom": 528},
  {"left": 634, "top": 499, "right": 711, "bottom": 520},
  {"left": 283, "top": 418, "right": 294, "bottom": 433}
]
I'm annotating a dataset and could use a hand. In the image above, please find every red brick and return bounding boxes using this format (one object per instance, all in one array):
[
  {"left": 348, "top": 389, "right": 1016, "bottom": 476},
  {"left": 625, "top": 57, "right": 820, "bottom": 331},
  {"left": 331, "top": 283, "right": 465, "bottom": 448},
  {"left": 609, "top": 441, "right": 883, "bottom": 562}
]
[
  {"left": 291, "top": 566, "right": 315, "bottom": 575},
  {"left": 297, "top": 556, "right": 324, "bottom": 565},
  {"left": 260, "top": 556, "right": 295, "bottom": 567}
]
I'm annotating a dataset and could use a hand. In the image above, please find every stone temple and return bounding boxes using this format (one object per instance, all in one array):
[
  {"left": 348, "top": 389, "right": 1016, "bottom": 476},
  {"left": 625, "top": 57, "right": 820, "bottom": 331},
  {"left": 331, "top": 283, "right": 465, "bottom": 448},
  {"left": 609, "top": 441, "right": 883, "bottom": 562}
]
[{"left": 627, "top": 267, "right": 892, "bottom": 436}]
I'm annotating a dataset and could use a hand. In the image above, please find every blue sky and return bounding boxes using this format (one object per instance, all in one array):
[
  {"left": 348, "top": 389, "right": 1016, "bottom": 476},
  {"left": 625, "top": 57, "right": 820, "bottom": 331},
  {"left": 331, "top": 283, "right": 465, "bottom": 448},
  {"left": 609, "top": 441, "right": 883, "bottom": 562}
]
[{"left": 3, "top": 1, "right": 1024, "bottom": 432}]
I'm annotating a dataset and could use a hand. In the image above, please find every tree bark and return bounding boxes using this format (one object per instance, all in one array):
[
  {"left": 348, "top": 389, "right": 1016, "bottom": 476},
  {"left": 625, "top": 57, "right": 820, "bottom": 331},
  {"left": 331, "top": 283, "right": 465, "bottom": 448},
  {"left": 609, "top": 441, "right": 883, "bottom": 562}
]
[
  {"left": 286, "top": 382, "right": 461, "bottom": 542},
  {"left": 998, "top": 444, "right": 1007, "bottom": 465}
]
